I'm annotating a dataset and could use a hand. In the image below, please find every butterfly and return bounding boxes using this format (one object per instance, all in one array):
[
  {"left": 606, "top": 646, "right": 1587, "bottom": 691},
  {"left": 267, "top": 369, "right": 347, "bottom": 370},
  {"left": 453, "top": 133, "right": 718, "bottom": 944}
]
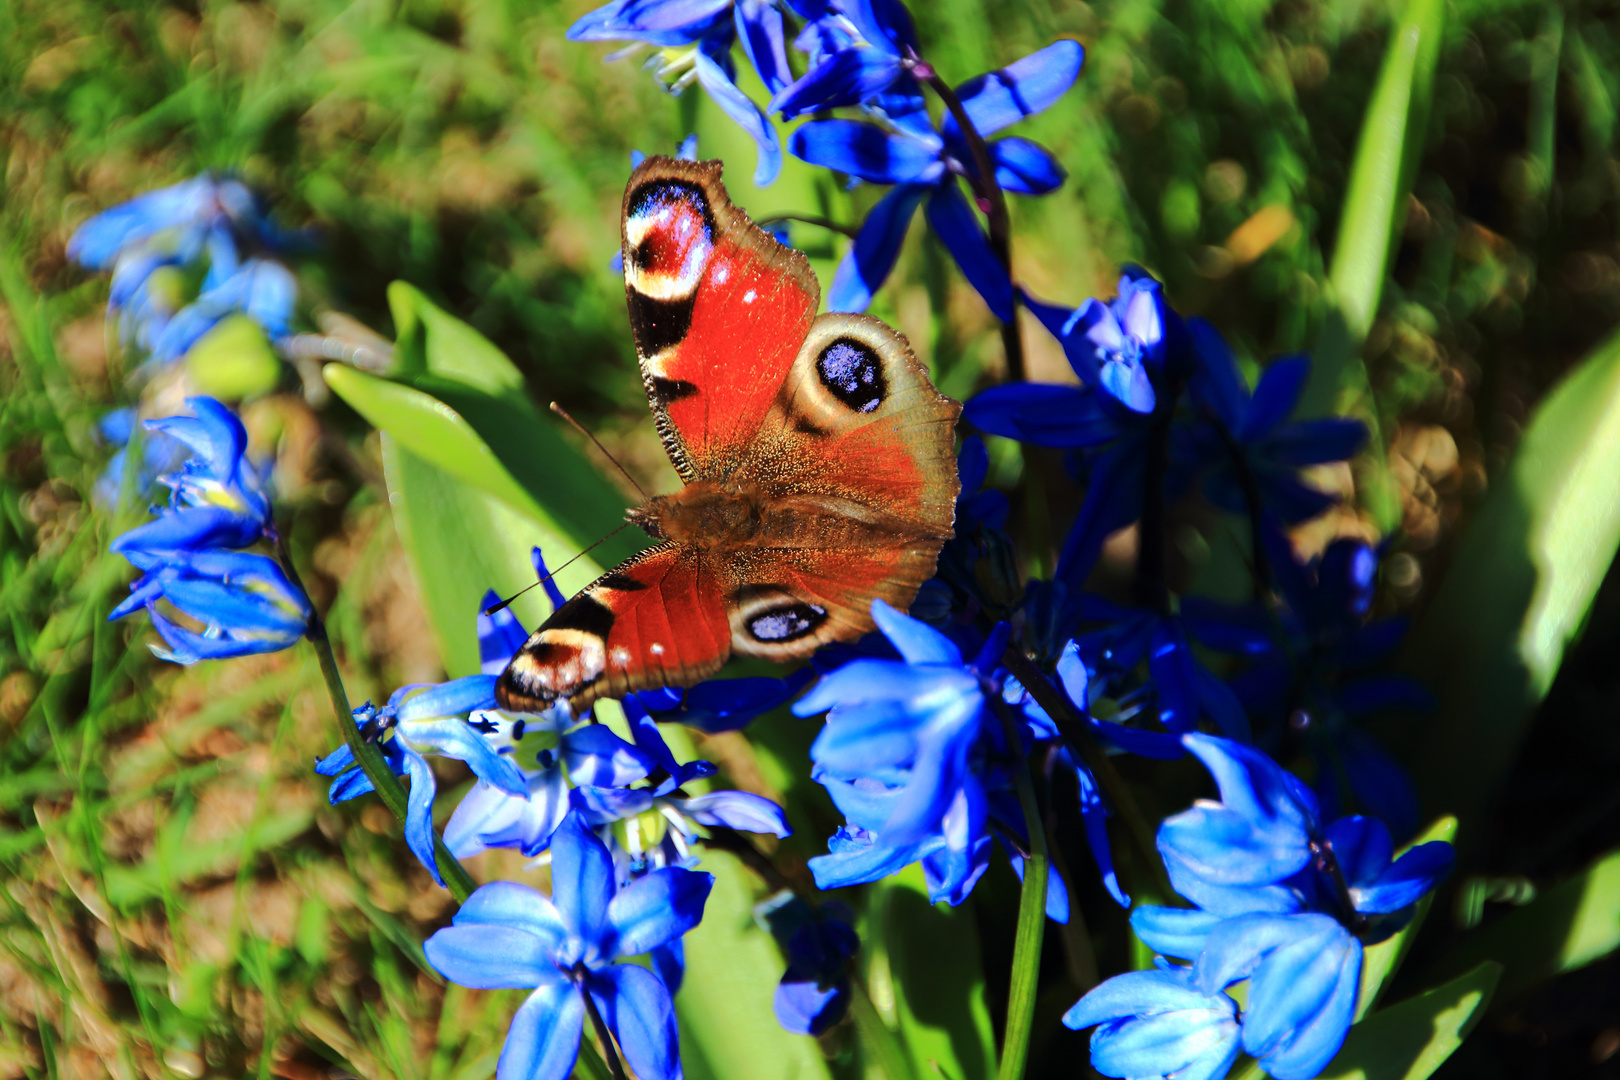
[{"left": 495, "top": 156, "right": 961, "bottom": 715}]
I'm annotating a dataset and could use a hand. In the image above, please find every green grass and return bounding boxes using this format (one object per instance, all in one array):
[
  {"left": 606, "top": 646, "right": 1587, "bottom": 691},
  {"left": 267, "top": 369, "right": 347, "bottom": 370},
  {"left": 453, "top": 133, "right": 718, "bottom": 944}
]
[{"left": 3, "top": 0, "right": 1620, "bottom": 1077}]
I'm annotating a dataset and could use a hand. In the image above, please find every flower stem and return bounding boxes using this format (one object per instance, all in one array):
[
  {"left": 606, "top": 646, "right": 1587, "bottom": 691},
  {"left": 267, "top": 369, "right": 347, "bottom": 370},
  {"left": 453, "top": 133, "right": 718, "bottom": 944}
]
[
  {"left": 1136, "top": 392, "right": 1179, "bottom": 614},
  {"left": 275, "top": 531, "right": 478, "bottom": 903},
  {"left": 756, "top": 212, "right": 859, "bottom": 239},
  {"left": 998, "top": 757, "right": 1049, "bottom": 1080},
  {"left": 1208, "top": 416, "right": 1272, "bottom": 602},
  {"left": 907, "top": 55, "right": 1026, "bottom": 383},
  {"left": 580, "top": 976, "right": 630, "bottom": 1080},
  {"left": 999, "top": 648, "right": 1173, "bottom": 904}
]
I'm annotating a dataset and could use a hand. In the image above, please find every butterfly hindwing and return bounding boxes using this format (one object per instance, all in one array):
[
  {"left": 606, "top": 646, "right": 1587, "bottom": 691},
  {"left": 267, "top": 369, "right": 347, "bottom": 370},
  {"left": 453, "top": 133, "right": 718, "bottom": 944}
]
[
  {"left": 622, "top": 157, "right": 818, "bottom": 481},
  {"left": 496, "top": 543, "right": 731, "bottom": 713}
]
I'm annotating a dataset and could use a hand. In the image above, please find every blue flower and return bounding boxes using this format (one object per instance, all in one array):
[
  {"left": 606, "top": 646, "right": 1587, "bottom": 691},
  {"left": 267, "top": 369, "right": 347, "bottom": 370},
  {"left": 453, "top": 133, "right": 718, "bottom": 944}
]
[
  {"left": 965, "top": 271, "right": 1198, "bottom": 585},
  {"left": 109, "top": 397, "right": 272, "bottom": 557},
  {"left": 1072, "top": 735, "right": 1454, "bottom": 1080},
  {"left": 1063, "top": 964, "right": 1242, "bottom": 1080},
  {"left": 757, "top": 894, "right": 861, "bottom": 1036},
  {"left": 424, "top": 814, "right": 713, "bottom": 1080},
  {"left": 317, "top": 678, "right": 529, "bottom": 886},
  {"left": 789, "top": 40, "right": 1083, "bottom": 316},
  {"left": 1184, "top": 325, "right": 1366, "bottom": 524},
  {"left": 797, "top": 603, "right": 1069, "bottom": 917},
  {"left": 109, "top": 549, "right": 310, "bottom": 664},
  {"left": 569, "top": 0, "right": 784, "bottom": 185},
  {"left": 1182, "top": 533, "right": 1431, "bottom": 837},
  {"left": 69, "top": 174, "right": 299, "bottom": 366},
  {"left": 769, "top": 1, "right": 919, "bottom": 121}
]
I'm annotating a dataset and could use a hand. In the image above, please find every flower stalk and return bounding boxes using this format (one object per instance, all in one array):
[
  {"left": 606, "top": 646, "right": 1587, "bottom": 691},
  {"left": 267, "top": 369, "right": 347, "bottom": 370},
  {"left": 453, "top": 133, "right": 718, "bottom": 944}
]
[
  {"left": 277, "top": 531, "right": 478, "bottom": 902},
  {"left": 995, "top": 695, "right": 1049, "bottom": 1080},
  {"left": 906, "top": 54, "right": 1026, "bottom": 382}
]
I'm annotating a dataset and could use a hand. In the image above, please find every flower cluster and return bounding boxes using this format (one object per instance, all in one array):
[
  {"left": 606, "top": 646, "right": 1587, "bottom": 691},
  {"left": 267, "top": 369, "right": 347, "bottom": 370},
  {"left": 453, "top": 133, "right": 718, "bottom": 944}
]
[
  {"left": 1065, "top": 734, "right": 1454, "bottom": 1080},
  {"left": 108, "top": 397, "right": 309, "bottom": 664},
  {"left": 567, "top": 0, "right": 1083, "bottom": 317},
  {"left": 69, "top": 174, "right": 300, "bottom": 371}
]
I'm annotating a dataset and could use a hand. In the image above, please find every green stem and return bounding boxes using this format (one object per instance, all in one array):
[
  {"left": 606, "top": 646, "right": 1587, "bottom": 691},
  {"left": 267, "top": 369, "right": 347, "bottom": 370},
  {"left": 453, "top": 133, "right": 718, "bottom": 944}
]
[
  {"left": 1000, "top": 649, "right": 1172, "bottom": 905},
  {"left": 997, "top": 760, "right": 1049, "bottom": 1080},
  {"left": 278, "top": 531, "right": 478, "bottom": 903}
]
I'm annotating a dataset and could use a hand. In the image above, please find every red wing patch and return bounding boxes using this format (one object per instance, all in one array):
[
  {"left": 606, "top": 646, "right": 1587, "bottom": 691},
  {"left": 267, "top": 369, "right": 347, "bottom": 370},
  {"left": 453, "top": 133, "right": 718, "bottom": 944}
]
[
  {"left": 495, "top": 543, "right": 732, "bottom": 715},
  {"left": 622, "top": 157, "right": 818, "bottom": 480}
]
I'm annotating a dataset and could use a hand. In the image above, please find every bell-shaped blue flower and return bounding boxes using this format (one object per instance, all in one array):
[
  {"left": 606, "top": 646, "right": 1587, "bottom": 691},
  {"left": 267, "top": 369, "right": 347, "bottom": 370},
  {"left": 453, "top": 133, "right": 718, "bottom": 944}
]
[
  {"left": 148, "top": 259, "right": 297, "bottom": 366},
  {"left": 568, "top": 0, "right": 783, "bottom": 184},
  {"left": 110, "top": 397, "right": 272, "bottom": 556},
  {"left": 316, "top": 678, "right": 528, "bottom": 886},
  {"left": 424, "top": 814, "right": 713, "bottom": 1080},
  {"left": 1063, "top": 964, "right": 1242, "bottom": 1080},
  {"left": 758, "top": 895, "right": 861, "bottom": 1036},
  {"left": 109, "top": 549, "right": 310, "bottom": 665},
  {"left": 789, "top": 40, "right": 1083, "bottom": 317},
  {"left": 93, "top": 407, "right": 188, "bottom": 510}
]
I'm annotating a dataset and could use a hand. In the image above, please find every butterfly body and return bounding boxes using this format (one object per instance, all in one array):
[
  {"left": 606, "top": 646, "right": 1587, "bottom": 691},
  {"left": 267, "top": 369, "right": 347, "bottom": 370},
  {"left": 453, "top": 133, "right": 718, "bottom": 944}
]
[{"left": 496, "top": 157, "right": 961, "bottom": 716}]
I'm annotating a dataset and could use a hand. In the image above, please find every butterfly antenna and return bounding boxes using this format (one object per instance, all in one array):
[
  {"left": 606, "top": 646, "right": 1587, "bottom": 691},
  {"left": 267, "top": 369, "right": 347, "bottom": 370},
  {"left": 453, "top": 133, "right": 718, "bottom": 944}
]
[
  {"left": 483, "top": 522, "right": 634, "bottom": 616},
  {"left": 550, "top": 401, "right": 650, "bottom": 502}
]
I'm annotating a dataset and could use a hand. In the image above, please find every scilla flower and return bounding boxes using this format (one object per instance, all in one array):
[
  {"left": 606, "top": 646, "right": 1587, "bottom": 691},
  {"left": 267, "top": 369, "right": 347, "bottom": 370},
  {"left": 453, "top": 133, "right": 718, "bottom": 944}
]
[
  {"left": 109, "top": 549, "right": 310, "bottom": 664},
  {"left": 110, "top": 397, "right": 271, "bottom": 557},
  {"left": 424, "top": 813, "right": 713, "bottom": 1080},
  {"left": 317, "top": 677, "right": 528, "bottom": 887}
]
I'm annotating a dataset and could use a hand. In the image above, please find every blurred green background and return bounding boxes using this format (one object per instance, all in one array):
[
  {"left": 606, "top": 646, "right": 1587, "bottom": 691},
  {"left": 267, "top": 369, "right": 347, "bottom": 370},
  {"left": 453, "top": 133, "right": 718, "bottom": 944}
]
[{"left": 3, "top": 0, "right": 1620, "bottom": 1077}]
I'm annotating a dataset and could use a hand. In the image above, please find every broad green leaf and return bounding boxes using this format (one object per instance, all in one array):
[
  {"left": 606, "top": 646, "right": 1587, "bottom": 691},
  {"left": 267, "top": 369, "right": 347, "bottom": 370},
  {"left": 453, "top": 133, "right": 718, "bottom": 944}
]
[
  {"left": 380, "top": 438, "right": 598, "bottom": 678},
  {"left": 1300, "top": 0, "right": 1445, "bottom": 529},
  {"left": 870, "top": 864, "right": 997, "bottom": 1080},
  {"left": 674, "top": 848, "right": 833, "bottom": 1080},
  {"left": 1422, "top": 844, "right": 1620, "bottom": 1000},
  {"left": 1398, "top": 325, "right": 1620, "bottom": 846},
  {"left": 1356, "top": 815, "right": 1458, "bottom": 1020},
  {"left": 184, "top": 314, "right": 282, "bottom": 399},
  {"left": 327, "top": 365, "right": 553, "bottom": 526},
  {"left": 1317, "top": 962, "right": 1500, "bottom": 1080},
  {"left": 386, "top": 280, "right": 524, "bottom": 394}
]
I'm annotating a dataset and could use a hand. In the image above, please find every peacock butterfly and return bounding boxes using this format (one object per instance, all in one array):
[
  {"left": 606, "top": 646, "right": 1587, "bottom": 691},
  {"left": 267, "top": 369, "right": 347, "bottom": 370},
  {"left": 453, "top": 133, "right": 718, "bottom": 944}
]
[{"left": 495, "top": 156, "right": 962, "bottom": 715}]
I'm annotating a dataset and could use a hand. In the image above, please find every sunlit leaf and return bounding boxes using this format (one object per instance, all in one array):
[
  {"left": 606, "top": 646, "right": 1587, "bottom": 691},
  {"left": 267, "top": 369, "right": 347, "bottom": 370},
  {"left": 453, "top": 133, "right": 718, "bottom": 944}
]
[
  {"left": 1318, "top": 962, "right": 1499, "bottom": 1080},
  {"left": 1356, "top": 815, "right": 1458, "bottom": 1020},
  {"left": 1398, "top": 325, "right": 1620, "bottom": 846}
]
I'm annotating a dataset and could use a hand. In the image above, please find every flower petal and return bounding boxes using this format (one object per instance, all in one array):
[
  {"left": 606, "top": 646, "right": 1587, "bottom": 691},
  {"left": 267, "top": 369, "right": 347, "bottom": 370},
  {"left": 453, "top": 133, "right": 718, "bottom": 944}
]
[
  {"left": 550, "top": 813, "right": 616, "bottom": 949},
  {"left": 677, "top": 791, "right": 792, "bottom": 837},
  {"left": 946, "top": 40, "right": 1085, "bottom": 138},
  {"left": 497, "top": 979, "right": 585, "bottom": 1080},
  {"left": 827, "top": 182, "right": 927, "bottom": 313},
  {"left": 589, "top": 965, "right": 681, "bottom": 1080},
  {"left": 924, "top": 183, "right": 1015, "bottom": 322},
  {"left": 424, "top": 923, "right": 559, "bottom": 990},
  {"left": 607, "top": 866, "right": 715, "bottom": 958},
  {"left": 964, "top": 383, "right": 1117, "bottom": 448},
  {"left": 693, "top": 47, "right": 781, "bottom": 186}
]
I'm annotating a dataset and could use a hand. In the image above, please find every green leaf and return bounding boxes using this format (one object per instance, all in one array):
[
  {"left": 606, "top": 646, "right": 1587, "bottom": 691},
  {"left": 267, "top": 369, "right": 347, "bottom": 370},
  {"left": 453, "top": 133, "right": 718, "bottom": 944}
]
[
  {"left": 379, "top": 438, "right": 600, "bottom": 678},
  {"left": 1356, "top": 815, "right": 1458, "bottom": 1020},
  {"left": 672, "top": 848, "right": 833, "bottom": 1080},
  {"left": 183, "top": 314, "right": 282, "bottom": 400},
  {"left": 1422, "top": 845, "right": 1620, "bottom": 1001},
  {"left": 869, "top": 865, "right": 997, "bottom": 1080},
  {"left": 1317, "top": 962, "right": 1500, "bottom": 1080},
  {"left": 1398, "top": 325, "right": 1620, "bottom": 846},
  {"left": 1300, "top": 0, "right": 1445, "bottom": 529},
  {"left": 385, "top": 280, "right": 524, "bottom": 394}
]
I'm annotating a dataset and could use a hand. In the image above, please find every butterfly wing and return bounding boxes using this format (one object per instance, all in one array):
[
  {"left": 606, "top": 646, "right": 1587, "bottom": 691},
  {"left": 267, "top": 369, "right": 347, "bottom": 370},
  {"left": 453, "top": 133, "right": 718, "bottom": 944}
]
[
  {"left": 622, "top": 156, "right": 818, "bottom": 480},
  {"left": 724, "top": 312, "right": 963, "bottom": 660},
  {"left": 496, "top": 543, "right": 732, "bottom": 714}
]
